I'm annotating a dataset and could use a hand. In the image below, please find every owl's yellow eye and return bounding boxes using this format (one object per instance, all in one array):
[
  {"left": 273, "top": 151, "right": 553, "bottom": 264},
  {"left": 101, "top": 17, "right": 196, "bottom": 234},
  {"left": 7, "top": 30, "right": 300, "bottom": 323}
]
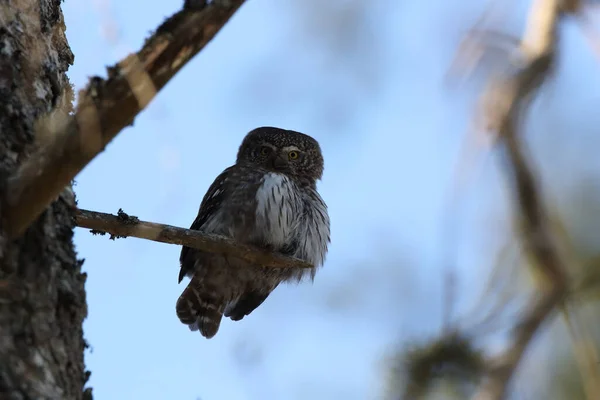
[
  {"left": 288, "top": 151, "right": 299, "bottom": 160},
  {"left": 260, "top": 146, "right": 271, "bottom": 155}
]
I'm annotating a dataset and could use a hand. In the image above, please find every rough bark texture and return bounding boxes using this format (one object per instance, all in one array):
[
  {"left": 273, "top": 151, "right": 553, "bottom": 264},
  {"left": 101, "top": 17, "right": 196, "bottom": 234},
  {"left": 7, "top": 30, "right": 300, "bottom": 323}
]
[
  {"left": 3, "top": 0, "right": 246, "bottom": 239},
  {"left": 0, "top": 1, "right": 89, "bottom": 399}
]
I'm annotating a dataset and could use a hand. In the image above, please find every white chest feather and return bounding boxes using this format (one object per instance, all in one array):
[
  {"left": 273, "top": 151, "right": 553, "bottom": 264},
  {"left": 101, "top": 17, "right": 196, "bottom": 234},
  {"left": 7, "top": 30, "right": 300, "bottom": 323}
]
[
  {"left": 254, "top": 173, "right": 299, "bottom": 247},
  {"left": 254, "top": 172, "right": 330, "bottom": 270},
  {"left": 295, "top": 192, "right": 329, "bottom": 268}
]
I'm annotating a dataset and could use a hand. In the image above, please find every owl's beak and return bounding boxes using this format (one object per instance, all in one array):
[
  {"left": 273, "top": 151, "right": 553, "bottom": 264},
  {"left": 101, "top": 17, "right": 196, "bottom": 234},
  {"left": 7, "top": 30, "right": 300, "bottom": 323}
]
[{"left": 270, "top": 154, "right": 288, "bottom": 170}]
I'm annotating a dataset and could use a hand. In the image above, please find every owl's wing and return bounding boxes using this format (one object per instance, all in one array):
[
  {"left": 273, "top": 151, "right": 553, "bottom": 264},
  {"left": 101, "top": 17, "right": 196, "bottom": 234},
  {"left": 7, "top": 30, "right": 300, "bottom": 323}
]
[{"left": 178, "top": 166, "right": 234, "bottom": 283}]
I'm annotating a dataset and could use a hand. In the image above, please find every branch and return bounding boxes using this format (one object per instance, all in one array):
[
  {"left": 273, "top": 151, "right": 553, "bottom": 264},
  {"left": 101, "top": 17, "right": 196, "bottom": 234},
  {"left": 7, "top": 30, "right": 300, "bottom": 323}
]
[
  {"left": 74, "top": 208, "right": 313, "bottom": 270},
  {"left": 468, "top": 0, "right": 569, "bottom": 398},
  {"left": 1, "top": 0, "right": 245, "bottom": 239}
]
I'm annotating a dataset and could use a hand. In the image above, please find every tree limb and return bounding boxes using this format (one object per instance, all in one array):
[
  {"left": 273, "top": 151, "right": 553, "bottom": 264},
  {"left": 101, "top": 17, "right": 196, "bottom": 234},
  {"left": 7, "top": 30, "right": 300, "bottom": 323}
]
[
  {"left": 75, "top": 208, "right": 313, "bottom": 270},
  {"left": 2, "top": 0, "right": 246, "bottom": 239},
  {"left": 471, "top": 0, "right": 569, "bottom": 399}
]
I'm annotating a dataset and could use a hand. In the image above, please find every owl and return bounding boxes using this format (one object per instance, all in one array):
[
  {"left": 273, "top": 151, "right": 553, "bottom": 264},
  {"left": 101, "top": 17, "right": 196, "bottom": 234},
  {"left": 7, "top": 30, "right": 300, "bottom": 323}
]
[{"left": 176, "top": 126, "right": 330, "bottom": 338}]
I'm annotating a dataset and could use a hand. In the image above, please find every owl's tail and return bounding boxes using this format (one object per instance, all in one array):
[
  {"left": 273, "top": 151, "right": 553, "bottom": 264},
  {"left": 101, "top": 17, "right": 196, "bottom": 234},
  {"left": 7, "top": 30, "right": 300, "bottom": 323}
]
[{"left": 176, "top": 277, "right": 224, "bottom": 339}]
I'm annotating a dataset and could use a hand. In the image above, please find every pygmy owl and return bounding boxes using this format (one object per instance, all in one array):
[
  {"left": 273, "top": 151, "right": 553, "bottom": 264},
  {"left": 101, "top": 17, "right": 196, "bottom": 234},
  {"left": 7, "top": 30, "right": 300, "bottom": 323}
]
[{"left": 176, "top": 126, "right": 331, "bottom": 338}]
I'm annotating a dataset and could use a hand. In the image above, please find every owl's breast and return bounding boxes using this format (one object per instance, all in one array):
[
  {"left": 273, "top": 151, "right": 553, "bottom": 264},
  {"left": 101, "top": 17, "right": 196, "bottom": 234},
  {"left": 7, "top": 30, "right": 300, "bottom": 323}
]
[{"left": 254, "top": 172, "right": 300, "bottom": 248}]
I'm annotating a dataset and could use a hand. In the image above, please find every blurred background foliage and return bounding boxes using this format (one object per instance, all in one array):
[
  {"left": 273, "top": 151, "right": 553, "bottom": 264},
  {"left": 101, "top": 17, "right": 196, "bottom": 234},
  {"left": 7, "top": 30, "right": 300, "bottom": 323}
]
[{"left": 64, "top": 0, "right": 600, "bottom": 398}]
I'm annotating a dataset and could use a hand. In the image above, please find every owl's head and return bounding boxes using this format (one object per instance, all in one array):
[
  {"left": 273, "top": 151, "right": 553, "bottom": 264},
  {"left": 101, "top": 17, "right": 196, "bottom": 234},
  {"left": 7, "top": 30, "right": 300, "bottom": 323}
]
[{"left": 236, "top": 127, "right": 324, "bottom": 183}]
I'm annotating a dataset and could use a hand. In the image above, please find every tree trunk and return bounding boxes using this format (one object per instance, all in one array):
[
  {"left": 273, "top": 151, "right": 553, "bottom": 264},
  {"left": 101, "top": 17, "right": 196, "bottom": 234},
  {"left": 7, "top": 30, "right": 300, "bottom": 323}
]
[{"left": 0, "top": 1, "right": 89, "bottom": 399}]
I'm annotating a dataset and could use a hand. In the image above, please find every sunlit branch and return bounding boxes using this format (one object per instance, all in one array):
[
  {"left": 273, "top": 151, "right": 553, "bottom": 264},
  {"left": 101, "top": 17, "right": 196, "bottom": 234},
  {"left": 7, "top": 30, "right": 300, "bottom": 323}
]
[
  {"left": 2, "top": 0, "right": 246, "bottom": 238},
  {"left": 75, "top": 208, "right": 313, "bottom": 270},
  {"left": 471, "top": 0, "right": 569, "bottom": 399}
]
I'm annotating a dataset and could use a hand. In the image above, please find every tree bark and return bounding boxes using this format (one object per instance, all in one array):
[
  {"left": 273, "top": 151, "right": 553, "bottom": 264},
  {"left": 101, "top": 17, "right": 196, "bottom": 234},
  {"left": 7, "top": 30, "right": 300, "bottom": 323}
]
[{"left": 0, "top": 1, "right": 89, "bottom": 399}]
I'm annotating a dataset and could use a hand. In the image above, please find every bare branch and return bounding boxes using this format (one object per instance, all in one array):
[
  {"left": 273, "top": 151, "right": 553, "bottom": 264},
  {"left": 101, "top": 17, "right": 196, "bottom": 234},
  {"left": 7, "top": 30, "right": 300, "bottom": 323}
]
[
  {"left": 2, "top": 0, "right": 246, "bottom": 239},
  {"left": 562, "top": 304, "right": 600, "bottom": 399},
  {"left": 74, "top": 208, "right": 313, "bottom": 270},
  {"left": 468, "top": 0, "right": 570, "bottom": 398},
  {"left": 474, "top": 289, "right": 563, "bottom": 400}
]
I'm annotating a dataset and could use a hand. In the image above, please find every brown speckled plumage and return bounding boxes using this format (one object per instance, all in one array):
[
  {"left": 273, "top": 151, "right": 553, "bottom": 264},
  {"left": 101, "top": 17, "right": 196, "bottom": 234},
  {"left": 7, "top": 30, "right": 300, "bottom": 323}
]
[{"left": 176, "top": 127, "right": 330, "bottom": 338}]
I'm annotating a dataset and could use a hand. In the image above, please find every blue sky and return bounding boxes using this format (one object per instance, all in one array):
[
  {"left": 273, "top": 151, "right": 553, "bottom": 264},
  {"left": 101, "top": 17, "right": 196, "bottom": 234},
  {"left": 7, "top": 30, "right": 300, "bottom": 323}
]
[{"left": 62, "top": 1, "right": 600, "bottom": 399}]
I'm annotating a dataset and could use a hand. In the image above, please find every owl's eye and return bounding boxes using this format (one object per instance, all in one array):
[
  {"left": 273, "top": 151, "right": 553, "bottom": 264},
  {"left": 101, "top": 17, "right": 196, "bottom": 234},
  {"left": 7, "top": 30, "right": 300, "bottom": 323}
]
[
  {"left": 260, "top": 146, "right": 271, "bottom": 156},
  {"left": 288, "top": 151, "right": 299, "bottom": 160}
]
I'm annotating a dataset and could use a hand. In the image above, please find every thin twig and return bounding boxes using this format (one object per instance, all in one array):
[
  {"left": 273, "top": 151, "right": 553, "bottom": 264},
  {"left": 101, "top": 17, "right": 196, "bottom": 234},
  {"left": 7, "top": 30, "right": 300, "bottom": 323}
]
[
  {"left": 474, "top": 290, "right": 563, "bottom": 400},
  {"left": 561, "top": 303, "right": 600, "bottom": 399},
  {"left": 469, "top": 0, "right": 570, "bottom": 399},
  {"left": 75, "top": 208, "right": 313, "bottom": 270},
  {"left": 1, "top": 0, "right": 246, "bottom": 239}
]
